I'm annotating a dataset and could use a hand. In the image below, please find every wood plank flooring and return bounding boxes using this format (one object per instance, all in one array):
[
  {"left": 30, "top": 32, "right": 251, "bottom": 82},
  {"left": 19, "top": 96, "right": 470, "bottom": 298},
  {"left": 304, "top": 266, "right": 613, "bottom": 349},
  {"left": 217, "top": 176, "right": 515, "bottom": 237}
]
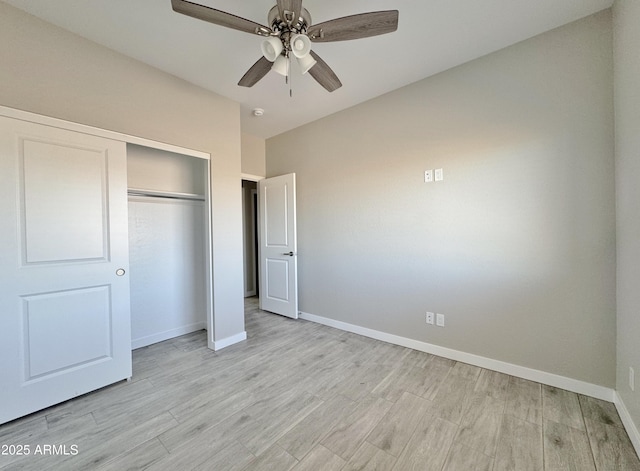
[{"left": 1, "top": 297, "right": 638, "bottom": 470}]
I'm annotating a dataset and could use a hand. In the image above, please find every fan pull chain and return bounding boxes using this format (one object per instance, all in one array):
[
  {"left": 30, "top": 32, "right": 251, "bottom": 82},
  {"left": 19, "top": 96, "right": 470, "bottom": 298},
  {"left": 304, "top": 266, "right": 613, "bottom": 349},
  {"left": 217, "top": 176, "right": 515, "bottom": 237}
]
[
  {"left": 285, "top": 54, "right": 289, "bottom": 85},
  {"left": 289, "top": 58, "right": 293, "bottom": 98},
  {"left": 283, "top": 54, "right": 292, "bottom": 97}
]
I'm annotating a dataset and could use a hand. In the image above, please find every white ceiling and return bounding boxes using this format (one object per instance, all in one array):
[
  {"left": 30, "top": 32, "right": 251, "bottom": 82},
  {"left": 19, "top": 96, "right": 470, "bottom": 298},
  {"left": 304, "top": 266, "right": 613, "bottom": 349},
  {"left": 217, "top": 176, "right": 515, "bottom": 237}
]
[{"left": 4, "top": 0, "right": 613, "bottom": 138}]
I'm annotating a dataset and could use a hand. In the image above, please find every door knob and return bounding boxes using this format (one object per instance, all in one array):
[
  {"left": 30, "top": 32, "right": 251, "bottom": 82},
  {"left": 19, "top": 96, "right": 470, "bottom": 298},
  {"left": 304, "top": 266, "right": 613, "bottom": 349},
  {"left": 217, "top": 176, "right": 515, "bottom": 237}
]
[
  {"left": 282, "top": 252, "right": 295, "bottom": 256},
  {"left": 116, "top": 268, "right": 126, "bottom": 276}
]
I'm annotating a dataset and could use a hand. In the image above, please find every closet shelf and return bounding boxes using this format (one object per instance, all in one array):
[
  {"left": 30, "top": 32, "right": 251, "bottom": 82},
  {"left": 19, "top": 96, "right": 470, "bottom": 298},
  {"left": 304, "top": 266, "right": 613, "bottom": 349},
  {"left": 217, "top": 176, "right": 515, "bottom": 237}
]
[{"left": 127, "top": 188, "right": 205, "bottom": 202}]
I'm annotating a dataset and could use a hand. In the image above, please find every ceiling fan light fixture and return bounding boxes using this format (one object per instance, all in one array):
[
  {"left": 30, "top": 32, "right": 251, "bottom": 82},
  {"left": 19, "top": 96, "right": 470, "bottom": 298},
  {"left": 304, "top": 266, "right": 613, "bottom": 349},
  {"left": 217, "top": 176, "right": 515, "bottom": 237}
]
[
  {"left": 290, "top": 33, "right": 312, "bottom": 59},
  {"left": 296, "top": 53, "right": 317, "bottom": 74},
  {"left": 272, "top": 54, "right": 289, "bottom": 76},
  {"left": 261, "top": 36, "right": 283, "bottom": 62},
  {"left": 171, "top": 0, "right": 399, "bottom": 92}
]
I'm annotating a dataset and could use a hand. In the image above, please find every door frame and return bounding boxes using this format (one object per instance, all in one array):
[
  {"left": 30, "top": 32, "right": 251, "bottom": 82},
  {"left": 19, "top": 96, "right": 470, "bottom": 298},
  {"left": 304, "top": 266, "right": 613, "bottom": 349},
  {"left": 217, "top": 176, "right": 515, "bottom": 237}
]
[
  {"left": 252, "top": 188, "right": 258, "bottom": 297},
  {"left": 241, "top": 173, "right": 264, "bottom": 302},
  {"left": 241, "top": 179, "right": 259, "bottom": 298}
]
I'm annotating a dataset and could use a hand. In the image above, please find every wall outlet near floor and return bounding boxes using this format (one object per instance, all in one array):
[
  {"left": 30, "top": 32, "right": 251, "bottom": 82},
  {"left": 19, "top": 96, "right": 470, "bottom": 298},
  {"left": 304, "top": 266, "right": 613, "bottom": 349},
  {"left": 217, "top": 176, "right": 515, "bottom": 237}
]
[
  {"left": 426, "top": 311, "right": 434, "bottom": 325},
  {"left": 436, "top": 313, "right": 445, "bottom": 327},
  {"left": 424, "top": 170, "right": 433, "bottom": 183},
  {"left": 630, "top": 367, "right": 635, "bottom": 391}
]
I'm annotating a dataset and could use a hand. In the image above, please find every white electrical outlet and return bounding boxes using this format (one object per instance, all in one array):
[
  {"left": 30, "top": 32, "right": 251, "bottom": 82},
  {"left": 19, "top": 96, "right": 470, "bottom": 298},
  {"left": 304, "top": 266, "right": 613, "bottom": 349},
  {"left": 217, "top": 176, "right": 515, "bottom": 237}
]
[
  {"left": 630, "top": 367, "right": 635, "bottom": 392},
  {"left": 426, "top": 312, "right": 434, "bottom": 325},
  {"left": 436, "top": 313, "right": 445, "bottom": 327},
  {"left": 424, "top": 170, "right": 433, "bottom": 183},
  {"left": 434, "top": 168, "right": 444, "bottom": 181}
]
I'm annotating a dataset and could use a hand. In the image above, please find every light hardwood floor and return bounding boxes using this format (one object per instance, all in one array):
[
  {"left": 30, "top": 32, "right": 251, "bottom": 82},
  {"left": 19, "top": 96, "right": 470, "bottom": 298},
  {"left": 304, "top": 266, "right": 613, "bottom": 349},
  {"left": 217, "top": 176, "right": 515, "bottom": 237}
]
[{"left": 1, "top": 297, "right": 639, "bottom": 470}]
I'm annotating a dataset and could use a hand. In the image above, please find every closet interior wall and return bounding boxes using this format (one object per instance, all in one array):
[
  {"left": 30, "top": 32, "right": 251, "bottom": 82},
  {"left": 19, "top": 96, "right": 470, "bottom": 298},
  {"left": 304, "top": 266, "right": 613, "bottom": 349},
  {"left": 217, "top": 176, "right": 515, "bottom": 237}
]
[{"left": 127, "top": 144, "right": 209, "bottom": 349}]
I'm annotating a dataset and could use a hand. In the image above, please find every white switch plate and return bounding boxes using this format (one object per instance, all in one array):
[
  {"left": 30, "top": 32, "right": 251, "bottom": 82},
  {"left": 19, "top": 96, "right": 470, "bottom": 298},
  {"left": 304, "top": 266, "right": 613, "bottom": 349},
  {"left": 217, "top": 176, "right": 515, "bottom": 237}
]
[
  {"left": 435, "top": 168, "right": 444, "bottom": 181},
  {"left": 630, "top": 367, "right": 635, "bottom": 391},
  {"left": 424, "top": 170, "right": 433, "bottom": 183},
  {"left": 436, "top": 313, "right": 445, "bottom": 327},
  {"left": 426, "top": 311, "right": 434, "bottom": 325}
]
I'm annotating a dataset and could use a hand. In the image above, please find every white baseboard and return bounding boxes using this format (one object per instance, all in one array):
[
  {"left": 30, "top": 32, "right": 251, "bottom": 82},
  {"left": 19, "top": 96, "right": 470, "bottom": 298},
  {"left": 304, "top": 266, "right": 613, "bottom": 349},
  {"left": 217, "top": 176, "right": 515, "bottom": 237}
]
[
  {"left": 614, "top": 392, "right": 640, "bottom": 458},
  {"left": 210, "top": 331, "right": 247, "bottom": 351},
  {"left": 131, "top": 322, "right": 206, "bottom": 350},
  {"left": 299, "top": 311, "right": 615, "bottom": 402}
]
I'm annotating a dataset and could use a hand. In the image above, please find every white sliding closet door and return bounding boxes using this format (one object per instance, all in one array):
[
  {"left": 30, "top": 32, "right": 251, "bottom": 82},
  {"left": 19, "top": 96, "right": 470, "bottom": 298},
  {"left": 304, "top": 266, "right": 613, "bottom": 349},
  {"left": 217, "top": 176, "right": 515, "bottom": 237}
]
[
  {"left": 0, "top": 116, "right": 131, "bottom": 425},
  {"left": 128, "top": 197, "right": 206, "bottom": 349}
]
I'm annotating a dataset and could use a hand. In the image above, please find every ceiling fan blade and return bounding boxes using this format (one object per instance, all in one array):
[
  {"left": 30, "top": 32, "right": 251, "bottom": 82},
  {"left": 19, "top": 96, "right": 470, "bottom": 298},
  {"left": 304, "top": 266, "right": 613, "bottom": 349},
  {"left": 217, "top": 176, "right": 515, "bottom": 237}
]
[
  {"left": 277, "top": 0, "right": 303, "bottom": 26},
  {"left": 307, "top": 51, "right": 342, "bottom": 92},
  {"left": 171, "top": 0, "right": 271, "bottom": 36},
  {"left": 238, "top": 57, "right": 273, "bottom": 87},
  {"left": 308, "top": 10, "right": 399, "bottom": 42}
]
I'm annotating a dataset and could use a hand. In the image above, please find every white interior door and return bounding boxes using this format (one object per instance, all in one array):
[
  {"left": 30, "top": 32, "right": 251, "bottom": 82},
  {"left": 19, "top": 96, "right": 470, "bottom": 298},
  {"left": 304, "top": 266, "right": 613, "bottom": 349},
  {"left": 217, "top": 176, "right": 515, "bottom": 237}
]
[
  {"left": 258, "top": 173, "right": 298, "bottom": 319},
  {"left": 0, "top": 116, "right": 132, "bottom": 425}
]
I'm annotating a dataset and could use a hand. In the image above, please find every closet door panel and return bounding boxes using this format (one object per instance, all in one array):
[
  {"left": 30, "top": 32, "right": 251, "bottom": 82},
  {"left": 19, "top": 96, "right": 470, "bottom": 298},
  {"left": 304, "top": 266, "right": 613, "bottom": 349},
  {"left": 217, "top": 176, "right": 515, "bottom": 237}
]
[
  {"left": 0, "top": 116, "right": 131, "bottom": 425},
  {"left": 22, "top": 139, "right": 108, "bottom": 263}
]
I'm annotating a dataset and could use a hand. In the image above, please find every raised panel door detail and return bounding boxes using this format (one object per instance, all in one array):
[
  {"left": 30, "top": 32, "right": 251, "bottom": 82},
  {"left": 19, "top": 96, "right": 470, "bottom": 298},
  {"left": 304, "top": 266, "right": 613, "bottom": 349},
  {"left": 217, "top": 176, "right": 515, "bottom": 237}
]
[
  {"left": 265, "top": 258, "right": 289, "bottom": 302},
  {"left": 264, "top": 183, "right": 288, "bottom": 247},
  {"left": 22, "top": 286, "right": 112, "bottom": 381},
  {"left": 20, "top": 139, "right": 108, "bottom": 264}
]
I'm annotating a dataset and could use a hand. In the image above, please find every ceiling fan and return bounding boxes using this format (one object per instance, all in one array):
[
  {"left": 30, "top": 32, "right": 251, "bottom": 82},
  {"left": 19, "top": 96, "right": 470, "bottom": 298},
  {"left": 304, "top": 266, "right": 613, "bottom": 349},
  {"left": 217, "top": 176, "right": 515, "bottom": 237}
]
[{"left": 171, "top": 0, "right": 399, "bottom": 92}]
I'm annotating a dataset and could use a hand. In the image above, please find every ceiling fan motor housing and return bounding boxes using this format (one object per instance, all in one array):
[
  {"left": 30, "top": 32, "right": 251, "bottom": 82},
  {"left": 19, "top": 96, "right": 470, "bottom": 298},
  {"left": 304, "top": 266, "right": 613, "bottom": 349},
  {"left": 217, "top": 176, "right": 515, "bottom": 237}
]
[{"left": 268, "top": 5, "right": 311, "bottom": 36}]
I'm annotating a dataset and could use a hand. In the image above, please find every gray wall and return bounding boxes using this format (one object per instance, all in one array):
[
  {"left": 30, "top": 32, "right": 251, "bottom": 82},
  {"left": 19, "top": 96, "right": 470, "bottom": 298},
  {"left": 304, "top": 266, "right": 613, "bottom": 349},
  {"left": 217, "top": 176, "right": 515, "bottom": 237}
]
[
  {"left": 267, "top": 11, "right": 616, "bottom": 387},
  {"left": 241, "top": 132, "right": 266, "bottom": 177},
  {"left": 0, "top": 3, "right": 245, "bottom": 343},
  {"left": 614, "top": 0, "right": 640, "bottom": 432}
]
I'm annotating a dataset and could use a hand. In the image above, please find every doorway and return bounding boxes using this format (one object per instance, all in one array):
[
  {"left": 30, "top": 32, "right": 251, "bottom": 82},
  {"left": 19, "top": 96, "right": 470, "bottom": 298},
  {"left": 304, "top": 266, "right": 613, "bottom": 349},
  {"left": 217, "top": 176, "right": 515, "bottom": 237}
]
[{"left": 242, "top": 179, "right": 259, "bottom": 298}]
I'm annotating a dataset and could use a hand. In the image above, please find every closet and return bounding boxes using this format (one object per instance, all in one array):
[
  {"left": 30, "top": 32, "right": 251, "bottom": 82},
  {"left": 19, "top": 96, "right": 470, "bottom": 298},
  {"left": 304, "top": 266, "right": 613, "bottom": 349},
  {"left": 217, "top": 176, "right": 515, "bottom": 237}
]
[
  {"left": 0, "top": 106, "right": 213, "bottom": 424},
  {"left": 127, "top": 144, "right": 209, "bottom": 349}
]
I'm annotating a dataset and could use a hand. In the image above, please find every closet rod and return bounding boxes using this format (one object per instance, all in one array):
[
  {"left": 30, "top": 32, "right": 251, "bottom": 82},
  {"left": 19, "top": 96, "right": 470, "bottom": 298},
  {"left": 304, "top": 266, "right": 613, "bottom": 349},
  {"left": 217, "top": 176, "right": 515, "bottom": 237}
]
[{"left": 127, "top": 189, "right": 205, "bottom": 202}]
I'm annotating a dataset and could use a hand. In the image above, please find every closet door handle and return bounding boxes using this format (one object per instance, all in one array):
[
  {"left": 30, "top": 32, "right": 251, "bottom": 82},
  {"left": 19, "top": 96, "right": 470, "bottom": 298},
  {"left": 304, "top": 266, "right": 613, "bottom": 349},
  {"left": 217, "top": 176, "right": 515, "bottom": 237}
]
[
  {"left": 116, "top": 268, "right": 126, "bottom": 276},
  {"left": 282, "top": 252, "right": 296, "bottom": 256}
]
